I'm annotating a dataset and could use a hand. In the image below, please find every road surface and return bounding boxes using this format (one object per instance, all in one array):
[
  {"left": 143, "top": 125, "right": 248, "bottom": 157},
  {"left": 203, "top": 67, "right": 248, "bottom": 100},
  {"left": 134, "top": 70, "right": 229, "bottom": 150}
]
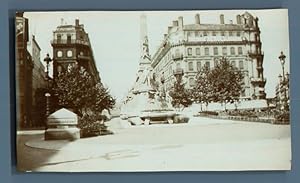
[{"left": 17, "top": 116, "right": 291, "bottom": 172}]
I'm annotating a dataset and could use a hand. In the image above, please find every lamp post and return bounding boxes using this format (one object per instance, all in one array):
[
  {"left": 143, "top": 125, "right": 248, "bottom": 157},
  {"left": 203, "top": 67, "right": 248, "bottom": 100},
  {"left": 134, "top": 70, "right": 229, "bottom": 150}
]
[
  {"left": 278, "top": 51, "right": 288, "bottom": 111},
  {"left": 43, "top": 53, "right": 52, "bottom": 117},
  {"left": 160, "top": 72, "right": 166, "bottom": 100}
]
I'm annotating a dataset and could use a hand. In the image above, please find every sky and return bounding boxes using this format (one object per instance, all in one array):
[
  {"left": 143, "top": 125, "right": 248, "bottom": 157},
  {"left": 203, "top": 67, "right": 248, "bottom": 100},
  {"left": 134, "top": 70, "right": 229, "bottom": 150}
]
[{"left": 23, "top": 9, "right": 289, "bottom": 102}]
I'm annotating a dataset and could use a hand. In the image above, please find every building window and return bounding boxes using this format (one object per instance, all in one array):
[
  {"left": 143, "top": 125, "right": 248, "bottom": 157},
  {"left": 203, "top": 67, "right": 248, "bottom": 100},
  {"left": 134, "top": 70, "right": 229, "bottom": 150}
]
[
  {"left": 67, "top": 34, "right": 72, "bottom": 44},
  {"left": 212, "top": 31, "right": 216, "bottom": 36},
  {"left": 205, "top": 61, "right": 210, "bottom": 69},
  {"left": 230, "top": 47, "right": 235, "bottom": 55},
  {"left": 204, "top": 47, "right": 209, "bottom": 56},
  {"left": 187, "top": 32, "right": 192, "bottom": 37},
  {"left": 188, "top": 62, "right": 194, "bottom": 71},
  {"left": 196, "top": 48, "right": 200, "bottom": 55},
  {"left": 67, "top": 50, "right": 73, "bottom": 57},
  {"left": 197, "top": 61, "right": 201, "bottom": 71},
  {"left": 231, "top": 60, "right": 236, "bottom": 67},
  {"left": 221, "top": 31, "right": 225, "bottom": 36},
  {"left": 222, "top": 47, "right": 227, "bottom": 55},
  {"left": 237, "top": 32, "right": 241, "bottom": 36},
  {"left": 239, "top": 60, "right": 244, "bottom": 70},
  {"left": 57, "top": 34, "right": 62, "bottom": 43},
  {"left": 57, "top": 50, "right": 63, "bottom": 57},
  {"left": 214, "top": 59, "right": 218, "bottom": 67},
  {"left": 195, "top": 31, "right": 199, "bottom": 37},
  {"left": 187, "top": 48, "right": 192, "bottom": 56},
  {"left": 213, "top": 47, "right": 218, "bottom": 55},
  {"left": 229, "top": 31, "right": 233, "bottom": 36},
  {"left": 203, "top": 31, "right": 208, "bottom": 36},
  {"left": 57, "top": 65, "right": 62, "bottom": 73},
  {"left": 238, "top": 47, "right": 243, "bottom": 55},
  {"left": 189, "top": 78, "right": 195, "bottom": 87}
]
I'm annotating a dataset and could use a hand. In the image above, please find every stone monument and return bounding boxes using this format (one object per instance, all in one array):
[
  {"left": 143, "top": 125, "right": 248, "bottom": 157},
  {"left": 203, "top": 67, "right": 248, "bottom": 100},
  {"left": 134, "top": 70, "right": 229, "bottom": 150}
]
[
  {"left": 44, "top": 108, "right": 80, "bottom": 140},
  {"left": 120, "top": 14, "right": 176, "bottom": 125}
]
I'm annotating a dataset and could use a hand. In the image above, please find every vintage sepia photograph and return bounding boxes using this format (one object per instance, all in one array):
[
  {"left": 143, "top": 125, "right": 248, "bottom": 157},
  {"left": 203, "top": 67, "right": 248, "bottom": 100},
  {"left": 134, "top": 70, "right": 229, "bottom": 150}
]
[{"left": 16, "top": 9, "right": 291, "bottom": 172}]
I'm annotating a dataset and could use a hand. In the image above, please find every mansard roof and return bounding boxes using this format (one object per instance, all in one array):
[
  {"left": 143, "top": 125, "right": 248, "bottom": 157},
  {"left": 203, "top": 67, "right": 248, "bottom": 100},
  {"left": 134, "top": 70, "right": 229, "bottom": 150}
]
[{"left": 183, "top": 23, "right": 244, "bottom": 31}]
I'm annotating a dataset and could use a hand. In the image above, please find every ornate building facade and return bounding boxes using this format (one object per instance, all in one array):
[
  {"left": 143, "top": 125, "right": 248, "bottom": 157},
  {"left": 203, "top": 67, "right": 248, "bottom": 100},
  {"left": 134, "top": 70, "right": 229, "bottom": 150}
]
[
  {"left": 51, "top": 19, "right": 100, "bottom": 84},
  {"left": 151, "top": 12, "right": 266, "bottom": 100},
  {"left": 27, "top": 35, "right": 47, "bottom": 106},
  {"left": 16, "top": 12, "right": 33, "bottom": 128},
  {"left": 16, "top": 13, "right": 48, "bottom": 128},
  {"left": 275, "top": 73, "right": 290, "bottom": 110}
]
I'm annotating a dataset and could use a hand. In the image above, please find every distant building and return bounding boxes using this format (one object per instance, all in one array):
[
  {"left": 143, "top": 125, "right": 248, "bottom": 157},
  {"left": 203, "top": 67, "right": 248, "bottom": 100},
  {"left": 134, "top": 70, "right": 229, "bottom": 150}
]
[
  {"left": 27, "top": 35, "right": 47, "bottom": 106},
  {"left": 151, "top": 12, "right": 266, "bottom": 100},
  {"left": 27, "top": 35, "right": 48, "bottom": 127},
  {"left": 16, "top": 12, "right": 33, "bottom": 128},
  {"left": 51, "top": 19, "right": 100, "bottom": 84},
  {"left": 275, "top": 73, "right": 290, "bottom": 110}
]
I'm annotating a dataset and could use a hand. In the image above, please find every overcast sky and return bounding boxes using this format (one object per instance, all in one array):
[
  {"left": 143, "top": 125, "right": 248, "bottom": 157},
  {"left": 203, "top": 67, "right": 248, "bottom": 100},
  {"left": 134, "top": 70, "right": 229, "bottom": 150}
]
[{"left": 24, "top": 9, "right": 289, "bottom": 101}]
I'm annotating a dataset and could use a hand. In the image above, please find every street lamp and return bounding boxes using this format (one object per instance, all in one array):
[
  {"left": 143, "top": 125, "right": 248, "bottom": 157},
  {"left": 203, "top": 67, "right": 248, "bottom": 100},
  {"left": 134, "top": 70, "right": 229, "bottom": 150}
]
[
  {"left": 160, "top": 72, "right": 166, "bottom": 100},
  {"left": 278, "top": 51, "right": 286, "bottom": 79},
  {"left": 278, "top": 51, "right": 288, "bottom": 111},
  {"left": 43, "top": 53, "right": 52, "bottom": 117},
  {"left": 44, "top": 53, "right": 52, "bottom": 79}
]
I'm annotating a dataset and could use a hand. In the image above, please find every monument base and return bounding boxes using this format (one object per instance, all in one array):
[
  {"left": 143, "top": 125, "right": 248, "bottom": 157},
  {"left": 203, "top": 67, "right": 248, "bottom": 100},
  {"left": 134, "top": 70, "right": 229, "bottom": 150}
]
[{"left": 44, "top": 127, "right": 80, "bottom": 141}]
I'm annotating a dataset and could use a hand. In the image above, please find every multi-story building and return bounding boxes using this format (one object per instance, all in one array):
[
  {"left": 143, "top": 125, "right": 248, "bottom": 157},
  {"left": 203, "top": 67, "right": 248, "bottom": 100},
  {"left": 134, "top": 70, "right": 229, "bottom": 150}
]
[
  {"left": 275, "top": 73, "right": 290, "bottom": 110},
  {"left": 27, "top": 35, "right": 47, "bottom": 106},
  {"left": 51, "top": 19, "right": 100, "bottom": 84},
  {"left": 16, "top": 12, "right": 34, "bottom": 128},
  {"left": 27, "top": 35, "right": 48, "bottom": 127},
  {"left": 151, "top": 12, "right": 266, "bottom": 100}
]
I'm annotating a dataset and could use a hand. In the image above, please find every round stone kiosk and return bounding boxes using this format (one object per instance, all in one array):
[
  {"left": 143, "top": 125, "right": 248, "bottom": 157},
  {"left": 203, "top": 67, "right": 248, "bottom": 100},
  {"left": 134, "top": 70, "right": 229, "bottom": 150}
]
[{"left": 44, "top": 108, "right": 80, "bottom": 141}]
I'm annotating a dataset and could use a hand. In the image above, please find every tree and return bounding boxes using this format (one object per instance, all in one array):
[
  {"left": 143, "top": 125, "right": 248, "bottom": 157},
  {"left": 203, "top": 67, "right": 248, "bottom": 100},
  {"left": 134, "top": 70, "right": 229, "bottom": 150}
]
[
  {"left": 169, "top": 76, "right": 193, "bottom": 111},
  {"left": 192, "top": 65, "right": 214, "bottom": 111},
  {"left": 53, "top": 65, "right": 96, "bottom": 116},
  {"left": 92, "top": 83, "right": 116, "bottom": 116},
  {"left": 210, "top": 57, "right": 243, "bottom": 109}
]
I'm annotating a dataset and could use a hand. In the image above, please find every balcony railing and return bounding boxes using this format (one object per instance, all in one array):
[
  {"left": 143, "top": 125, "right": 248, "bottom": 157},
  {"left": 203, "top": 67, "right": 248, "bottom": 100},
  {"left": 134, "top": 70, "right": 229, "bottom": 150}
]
[
  {"left": 51, "top": 39, "right": 90, "bottom": 46},
  {"left": 172, "top": 54, "right": 184, "bottom": 61}
]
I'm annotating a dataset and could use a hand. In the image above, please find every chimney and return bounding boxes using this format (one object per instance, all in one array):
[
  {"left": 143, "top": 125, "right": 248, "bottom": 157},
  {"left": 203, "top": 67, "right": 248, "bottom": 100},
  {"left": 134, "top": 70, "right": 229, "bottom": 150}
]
[
  {"left": 195, "top": 14, "right": 200, "bottom": 24},
  {"left": 220, "top": 14, "right": 225, "bottom": 24},
  {"left": 75, "top": 19, "right": 79, "bottom": 26},
  {"left": 236, "top": 15, "right": 241, "bottom": 24},
  {"left": 178, "top": 16, "right": 184, "bottom": 29},
  {"left": 168, "top": 26, "right": 172, "bottom": 34},
  {"left": 172, "top": 20, "right": 178, "bottom": 27}
]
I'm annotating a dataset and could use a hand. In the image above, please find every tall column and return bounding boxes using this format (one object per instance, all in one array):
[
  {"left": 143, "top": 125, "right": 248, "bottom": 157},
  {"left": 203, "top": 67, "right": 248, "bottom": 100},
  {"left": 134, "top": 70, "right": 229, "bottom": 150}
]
[
  {"left": 140, "top": 14, "right": 148, "bottom": 54},
  {"left": 139, "top": 14, "right": 151, "bottom": 72}
]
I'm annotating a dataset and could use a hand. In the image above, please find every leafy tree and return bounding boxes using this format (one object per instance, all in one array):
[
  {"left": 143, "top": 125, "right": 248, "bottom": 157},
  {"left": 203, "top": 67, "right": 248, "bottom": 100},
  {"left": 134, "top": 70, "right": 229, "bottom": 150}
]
[
  {"left": 210, "top": 57, "right": 243, "bottom": 109},
  {"left": 192, "top": 65, "right": 214, "bottom": 111},
  {"left": 169, "top": 75, "right": 193, "bottom": 111},
  {"left": 53, "top": 65, "right": 96, "bottom": 116},
  {"left": 92, "top": 83, "right": 116, "bottom": 116},
  {"left": 53, "top": 65, "right": 115, "bottom": 117}
]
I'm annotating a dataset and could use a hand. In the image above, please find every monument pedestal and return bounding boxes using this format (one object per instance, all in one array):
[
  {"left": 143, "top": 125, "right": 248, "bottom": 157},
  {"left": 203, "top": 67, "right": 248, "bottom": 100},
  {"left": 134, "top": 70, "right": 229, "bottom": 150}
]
[
  {"left": 45, "top": 127, "right": 80, "bottom": 141},
  {"left": 44, "top": 108, "right": 80, "bottom": 141}
]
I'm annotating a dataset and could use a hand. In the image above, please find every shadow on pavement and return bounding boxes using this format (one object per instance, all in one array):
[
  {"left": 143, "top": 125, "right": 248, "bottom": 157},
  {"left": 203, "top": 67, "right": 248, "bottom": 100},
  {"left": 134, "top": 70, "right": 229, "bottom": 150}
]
[{"left": 16, "top": 132, "right": 71, "bottom": 172}]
